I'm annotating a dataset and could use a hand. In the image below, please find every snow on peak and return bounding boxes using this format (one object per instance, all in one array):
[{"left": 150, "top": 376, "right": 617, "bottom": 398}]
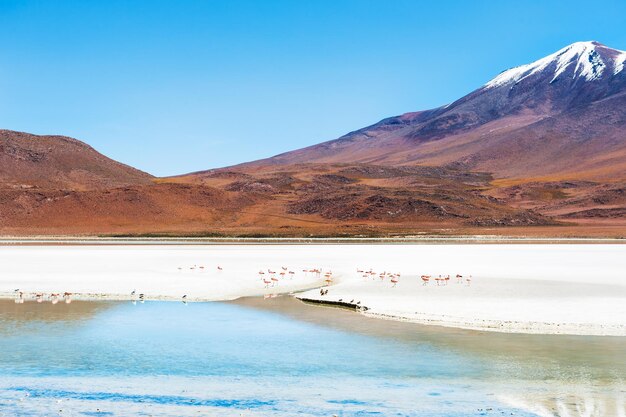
[
  {"left": 485, "top": 41, "right": 625, "bottom": 89},
  {"left": 615, "top": 52, "right": 626, "bottom": 75}
]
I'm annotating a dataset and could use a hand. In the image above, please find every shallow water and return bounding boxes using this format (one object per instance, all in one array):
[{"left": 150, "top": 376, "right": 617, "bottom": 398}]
[{"left": 0, "top": 297, "right": 624, "bottom": 417}]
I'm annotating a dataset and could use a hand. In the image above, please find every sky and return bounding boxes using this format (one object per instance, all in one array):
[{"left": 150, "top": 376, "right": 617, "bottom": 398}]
[{"left": 0, "top": 0, "right": 625, "bottom": 177}]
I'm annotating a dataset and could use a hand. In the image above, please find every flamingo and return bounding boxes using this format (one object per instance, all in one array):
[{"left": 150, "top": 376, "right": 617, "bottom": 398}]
[
  {"left": 466, "top": 275, "right": 472, "bottom": 286},
  {"left": 391, "top": 277, "right": 399, "bottom": 287},
  {"left": 456, "top": 274, "right": 463, "bottom": 284},
  {"left": 262, "top": 278, "right": 272, "bottom": 288},
  {"left": 421, "top": 275, "right": 430, "bottom": 285},
  {"left": 217, "top": 266, "right": 223, "bottom": 271},
  {"left": 14, "top": 291, "right": 24, "bottom": 304},
  {"left": 288, "top": 271, "right": 295, "bottom": 279}
]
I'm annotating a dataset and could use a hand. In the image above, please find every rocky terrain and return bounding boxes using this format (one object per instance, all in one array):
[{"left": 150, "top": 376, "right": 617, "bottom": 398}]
[{"left": 1, "top": 42, "right": 625, "bottom": 237}]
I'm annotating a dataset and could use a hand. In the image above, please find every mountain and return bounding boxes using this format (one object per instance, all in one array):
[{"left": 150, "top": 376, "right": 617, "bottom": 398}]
[
  {"left": 1, "top": 41, "right": 625, "bottom": 237},
  {"left": 0, "top": 130, "right": 153, "bottom": 190},
  {"left": 182, "top": 41, "right": 626, "bottom": 236},
  {"left": 0, "top": 130, "right": 258, "bottom": 236},
  {"left": 237, "top": 41, "right": 626, "bottom": 182}
]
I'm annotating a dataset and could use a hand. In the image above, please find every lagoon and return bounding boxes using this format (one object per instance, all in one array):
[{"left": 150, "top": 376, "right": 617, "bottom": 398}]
[{"left": 0, "top": 297, "right": 624, "bottom": 416}]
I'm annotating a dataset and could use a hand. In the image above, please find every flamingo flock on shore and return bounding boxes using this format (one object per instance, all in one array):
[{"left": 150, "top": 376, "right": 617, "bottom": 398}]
[
  {"left": 419, "top": 274, "right": 472, "bottom": 286},
  {"left": 13, "top": 290, "right": 74, "bottom": 304},
  {"left": 356, "top": 268, "right": 472, "bottom": 288},
  {"left": 260, "top": 267, "right": 329, "bottom": 288},
  {"left": 9, "top": 261, "right": 474, "bottom": 306}
]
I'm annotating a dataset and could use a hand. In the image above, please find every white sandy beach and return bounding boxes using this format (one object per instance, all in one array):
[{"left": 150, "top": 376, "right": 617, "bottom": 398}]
[{"left": 1, "top": 244, "right": 625, "bottom": 335}]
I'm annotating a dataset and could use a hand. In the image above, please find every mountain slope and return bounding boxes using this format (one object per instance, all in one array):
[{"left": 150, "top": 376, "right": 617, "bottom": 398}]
[
  {"left": 0, "top": 130, "right": 153, "bottom": 190},
  {"left": 2, "top": 41, "right": 625, "bottom": 237},
  {"left": 0, "top": 130, "right": 265, "bottom": 235},
  {"left": 235, "top": 41, "right": 626, "bottom": 182}
]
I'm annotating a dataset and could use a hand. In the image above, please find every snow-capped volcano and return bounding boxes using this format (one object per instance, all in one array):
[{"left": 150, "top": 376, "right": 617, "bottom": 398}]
[
  {"left": 485, "top": 41, "right": 626, "bottom": 88},
  {"left": 238, "top": 41, "right": 626, "bottom": 182}
]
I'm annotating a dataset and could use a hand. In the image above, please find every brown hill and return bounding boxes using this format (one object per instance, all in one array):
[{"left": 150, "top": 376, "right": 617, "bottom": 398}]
[
  {"left": 0, "top": 130, "right": 153, "bottom": 190},
  {"left": 1, "top": 41, "right": 625, "bottom": 237}
]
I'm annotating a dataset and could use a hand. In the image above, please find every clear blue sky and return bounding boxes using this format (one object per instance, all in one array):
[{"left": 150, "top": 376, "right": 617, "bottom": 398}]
[{"left": 1, "top": 0, "right": 625, "bottom": 176}]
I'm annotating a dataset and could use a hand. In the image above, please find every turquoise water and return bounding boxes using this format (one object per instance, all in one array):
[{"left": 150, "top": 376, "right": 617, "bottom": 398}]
[{"left": 0, "top": 297, "right": 624, "bottom": 416}]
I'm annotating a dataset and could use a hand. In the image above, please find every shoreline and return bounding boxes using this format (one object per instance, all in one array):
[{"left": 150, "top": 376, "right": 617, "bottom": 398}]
[
  {"left": 0, "top": 235, "right": 624, "bottom": 245},
  {"left": 5, "top": 289, "right": 625, "bottom": 337},
  {"left": 1, "top": 244, "right": 624, "bottom": 337},
  {"left": 295, "top": 295, "right": 626, "bottom": 336}
]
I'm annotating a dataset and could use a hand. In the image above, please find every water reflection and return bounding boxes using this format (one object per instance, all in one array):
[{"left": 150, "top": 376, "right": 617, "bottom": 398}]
[
  {"left": 235, "top": 296, "right": 626, "bottom": 417},
  {"left": 499, "top": 386, "right": 626, "bottom": 417},
  {"left": 235, "top": 297, "right": 626, "bottom": 375},
  {"left": 0, "top": 297, "right": 623, "bottom": 417},
  {"left": 0, "top": 300, "right": 116, "bottom": 333}
]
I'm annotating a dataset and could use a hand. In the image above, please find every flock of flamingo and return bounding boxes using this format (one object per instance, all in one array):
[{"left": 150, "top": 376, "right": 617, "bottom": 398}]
[
  {"left": 10, "top": 262, "right": 473, "bottom": 305},
  {"left": 356, "top": 269, "right": 472, "bottom": 287},
  {"left": 13, "top": 290, "right": 73, "bottom": 304},
  {"left": 357, "top": 269, "right": 401, "bottom": 287},
  {"left": 420, "top": 274, "right": 472, "bottom": 286},
  {"left": 258, "top": 267, "right": 331, "bottom": 288}
]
